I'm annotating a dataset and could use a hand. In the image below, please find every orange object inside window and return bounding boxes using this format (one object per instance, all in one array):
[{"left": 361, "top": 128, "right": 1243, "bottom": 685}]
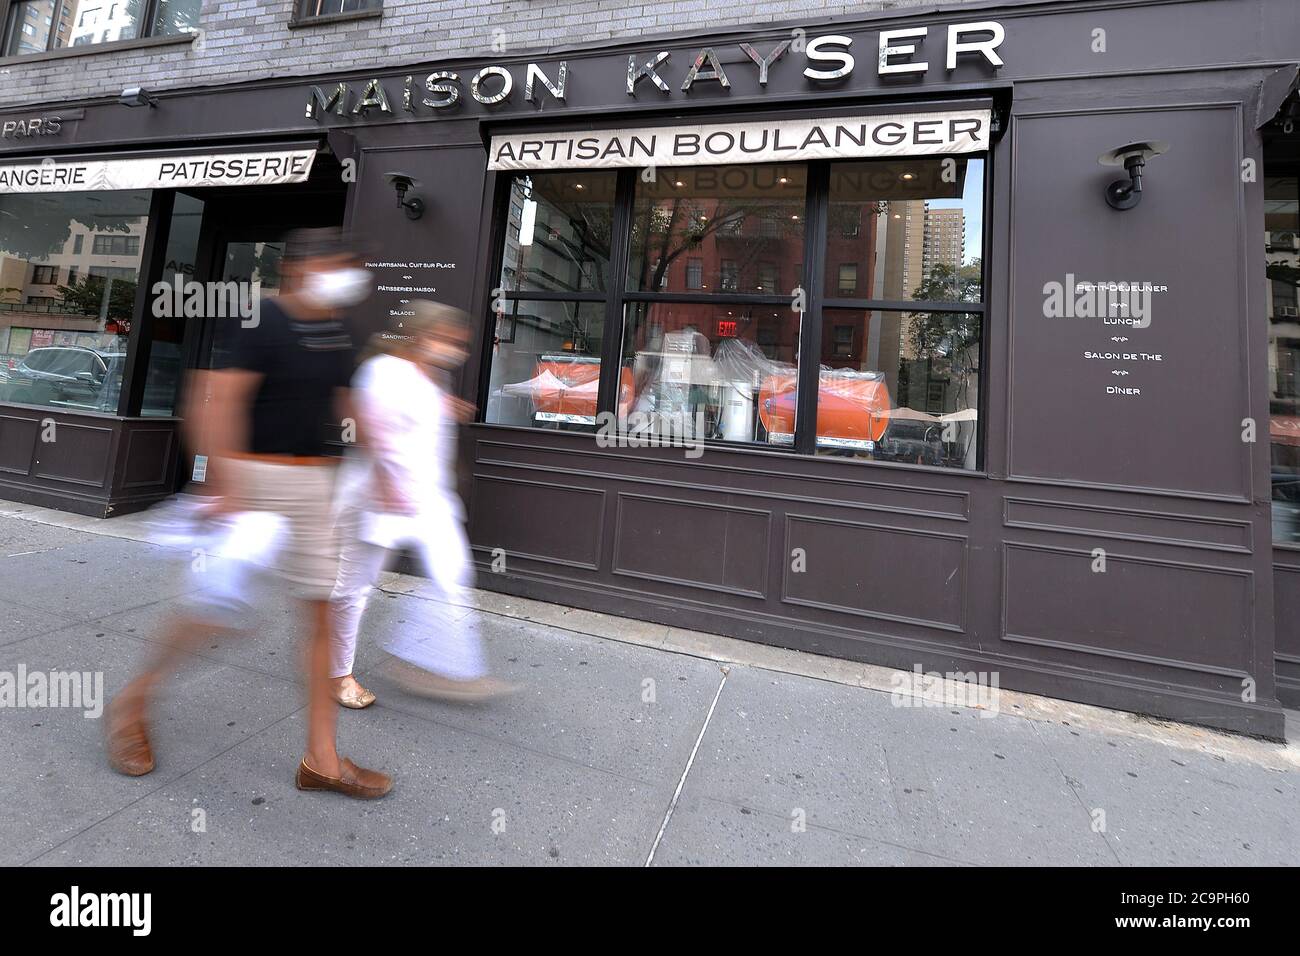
[
  {"left": 532, "top": 360, "right": 634, "bottom": 418},
  {"left": 758, "top": 371, "right": 892, "bottom": 442}
]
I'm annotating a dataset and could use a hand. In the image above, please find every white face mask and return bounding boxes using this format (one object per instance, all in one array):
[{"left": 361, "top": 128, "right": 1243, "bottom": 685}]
[{"left": 301, "top": 268, "right": 372, "bottom": 308}]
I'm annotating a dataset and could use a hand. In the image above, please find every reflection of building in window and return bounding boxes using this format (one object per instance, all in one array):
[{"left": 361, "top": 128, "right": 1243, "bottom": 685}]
[
  {"left": 299, "top": 0, "right": 382, "bottom": 19},
  {"left": 3, "top": 1, "right": 196, "bottom": 58},
  {"left": 926, "top": 379, "right": 948, "bottom": 414},
  {"left": 0, "top": 212, "right": 147, "bottom": 330},
  {"left": 831, "top": 323, "right": 854, "bottom": 358},
  {"left": 872, "top": 199, "right": 922, "bottom": 302},
  {"left": 91, "top": 234, "right": 140, "bottom": 256},
  {"left": 89, "top": 266, "right": 137, "bottom": 280},
  {"left": 498, "top": 172, "right": 614, "bottom": 295},
  {"left": 686, "top": 258, "right": 703, "bottom": 290},
  {"left": 70, "top": 0, "right": 139, "bottom": 46},
  {"left": 922, "top": 206, "right": 966, "bottom": 290},
  {"left": 720, "top": 260, "right": 738, "bottom": 291},
  {"left": 837, "top": 263, "right": 858, "bottom": 296}
]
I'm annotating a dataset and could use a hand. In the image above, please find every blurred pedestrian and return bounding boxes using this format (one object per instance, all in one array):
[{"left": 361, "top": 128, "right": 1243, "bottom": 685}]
[
  {"left": 330, "top": 302, "right": 515, "bottom": 705},
  {"left": 106, "top": 227, "right": 392, "bottom": 799}
]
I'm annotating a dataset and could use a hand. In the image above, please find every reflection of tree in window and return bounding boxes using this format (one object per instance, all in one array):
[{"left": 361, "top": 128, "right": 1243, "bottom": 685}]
[
  {"left": 509, "top": 175, "right": 613, "bottom": 294},
  {"left": 57, "top": 273, "right": 137, "bottom": 321},
  {"left": 628, "top": 165, "right": 805, "bottom": 294},
  {"left": 893, "top": 260, "right": 983, "bottom": 463}
]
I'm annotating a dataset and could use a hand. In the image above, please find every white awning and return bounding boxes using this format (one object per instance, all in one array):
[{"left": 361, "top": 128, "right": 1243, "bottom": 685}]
[
  {"left": 488, "top": 108, "right": 991, "bottom": 171},
  {"left": 0, "top": 143, "right": 319, "bottom": 194}
]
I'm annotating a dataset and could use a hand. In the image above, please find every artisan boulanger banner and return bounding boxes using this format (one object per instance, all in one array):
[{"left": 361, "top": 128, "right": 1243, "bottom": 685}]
[
  {"left": 0, "top": 147, "right": 317, "bottom": 193},
  {"left": 487, "top": 109, "right": 991, "bottom": 170}
]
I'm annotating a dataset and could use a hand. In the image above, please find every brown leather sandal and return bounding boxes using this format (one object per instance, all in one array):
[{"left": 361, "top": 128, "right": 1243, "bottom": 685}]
[
  {"left": 106, "top": 697, "right": 155, "bottom": 777},
  {"left": 295, "top": 757, "right": 393, "bottom": 799}
]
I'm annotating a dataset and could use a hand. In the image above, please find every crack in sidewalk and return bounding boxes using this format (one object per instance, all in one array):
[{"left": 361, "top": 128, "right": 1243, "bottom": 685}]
[{"left": 644, "top": 665, "right": 729, "bottom": 867}]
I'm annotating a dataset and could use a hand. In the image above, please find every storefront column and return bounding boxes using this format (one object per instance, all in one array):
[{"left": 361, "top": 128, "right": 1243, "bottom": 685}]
[{"left": 118, "top": 189, "right": 175, "bottom": 417}]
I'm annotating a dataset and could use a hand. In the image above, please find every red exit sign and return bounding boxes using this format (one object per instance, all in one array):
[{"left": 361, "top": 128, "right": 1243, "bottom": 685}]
[{"left": 717, "top": 320, "right": 738, "bottom": 337}]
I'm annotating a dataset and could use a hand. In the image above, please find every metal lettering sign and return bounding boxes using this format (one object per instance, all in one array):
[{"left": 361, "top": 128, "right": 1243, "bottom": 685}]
[
  {"left": 302, "top": 20, "right": 1005, "bottom": 124},
  {"left": 0, "top": 115, "right": 65, "bottom": 140}
]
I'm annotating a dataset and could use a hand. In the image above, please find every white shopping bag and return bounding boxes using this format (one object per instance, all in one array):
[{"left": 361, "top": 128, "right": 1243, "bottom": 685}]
[{"left": 145, "top": 495, "right": 286, "bottom": 626}]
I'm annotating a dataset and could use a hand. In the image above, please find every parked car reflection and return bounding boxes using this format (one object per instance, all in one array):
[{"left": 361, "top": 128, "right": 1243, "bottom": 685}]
[{"left": 1, "top": 346, "right": 125, "bottom": 412}]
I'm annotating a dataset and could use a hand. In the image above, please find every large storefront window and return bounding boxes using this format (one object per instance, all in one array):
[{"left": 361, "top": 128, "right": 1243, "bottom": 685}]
[
  {"left": 621, "top": 165, "right": 806, "bottom": 442},
  {"left": 485, "top": 171, "right": 615, "bottom": 432},
  {"left": 483, "top": 146, "right": 986, "bottom": 469},
  {"left": 1, "top": 0, "right": 200, "bottom": 57},
  {"left": 0, "top": 190, "right": 151, "bottom": 413},
  {"left": 817, "top": 158, "right": 984, "bottom": 463},
  {"left": 1267, "top": 175, "right": 1300, "bottom": 543}
]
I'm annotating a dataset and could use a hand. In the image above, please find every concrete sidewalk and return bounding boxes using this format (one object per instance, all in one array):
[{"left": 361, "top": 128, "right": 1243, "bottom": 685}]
[{"left": 1, "top": 503, "right": 1297, "bottom": 866}]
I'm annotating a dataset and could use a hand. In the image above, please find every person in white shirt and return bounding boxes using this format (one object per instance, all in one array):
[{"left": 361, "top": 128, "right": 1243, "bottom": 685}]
[{"left": 329, "top": 301, "right": 514, "bottom": 707}]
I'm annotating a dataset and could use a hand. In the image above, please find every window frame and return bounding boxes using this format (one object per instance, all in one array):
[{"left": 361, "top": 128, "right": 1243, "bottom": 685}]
[
  {"left": 0, "top": 0, "right": 186, "bottom": 56},
  {"left": 30, "top": 264, "right": 59, "bottom": 285},
  {"left": 480, "top": 150, "right": 991, "bottom": 471},
  {"left": 289, "top": 0, "right": 382, "bottom": 27}
]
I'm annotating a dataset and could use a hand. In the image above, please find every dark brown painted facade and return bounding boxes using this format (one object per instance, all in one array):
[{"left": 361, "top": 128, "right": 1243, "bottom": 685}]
[{"left": 1, "top": 0, "right": 1297, "bottom": 735}]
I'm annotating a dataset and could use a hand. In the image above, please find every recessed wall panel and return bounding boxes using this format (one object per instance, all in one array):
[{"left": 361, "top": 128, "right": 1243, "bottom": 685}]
[
  {"left": 1003, "top": 543, "right": 1252, "bottom": 674},
  {"left": 612, "top": 494, "right": 769, "bottom": 597},
  {"left": 782, "top": 514, "right": 967, "bottom": 631},
  {"left": 469, "top": 475, "right": 604, "bottom": 570}
]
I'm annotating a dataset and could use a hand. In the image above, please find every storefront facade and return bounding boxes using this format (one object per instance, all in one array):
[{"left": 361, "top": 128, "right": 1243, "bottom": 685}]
[{"left": 1, "top": 0, "right": 1298, "bottom": 736}]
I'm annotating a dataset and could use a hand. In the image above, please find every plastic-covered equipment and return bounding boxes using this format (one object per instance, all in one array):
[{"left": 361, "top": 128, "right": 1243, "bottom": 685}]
[
  {"left": 759, "top": 366, "right": 892, "bottom": 447},
  {"left": 502, "top": 356, "right": 633, "bottom": 424},
  {"left": 710, "top": 338, "right": 775, "bottom": 442}
]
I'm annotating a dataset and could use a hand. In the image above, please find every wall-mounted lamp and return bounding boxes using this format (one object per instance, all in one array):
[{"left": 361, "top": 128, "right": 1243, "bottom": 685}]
[
  {"left": 1098, "top": 141, "right": 1169, "bottom": 210},
  {"left": 118, "top": 86, "right": 159, "bottom": 108},
  {"left": 384, "top": 172, "right": 424, "bottom": 220}
]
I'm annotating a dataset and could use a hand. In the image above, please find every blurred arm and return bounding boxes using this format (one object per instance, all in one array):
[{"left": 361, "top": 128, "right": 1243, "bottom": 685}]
[{"left": 189, "top": 368, "right": 260, "bottom": 499}]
